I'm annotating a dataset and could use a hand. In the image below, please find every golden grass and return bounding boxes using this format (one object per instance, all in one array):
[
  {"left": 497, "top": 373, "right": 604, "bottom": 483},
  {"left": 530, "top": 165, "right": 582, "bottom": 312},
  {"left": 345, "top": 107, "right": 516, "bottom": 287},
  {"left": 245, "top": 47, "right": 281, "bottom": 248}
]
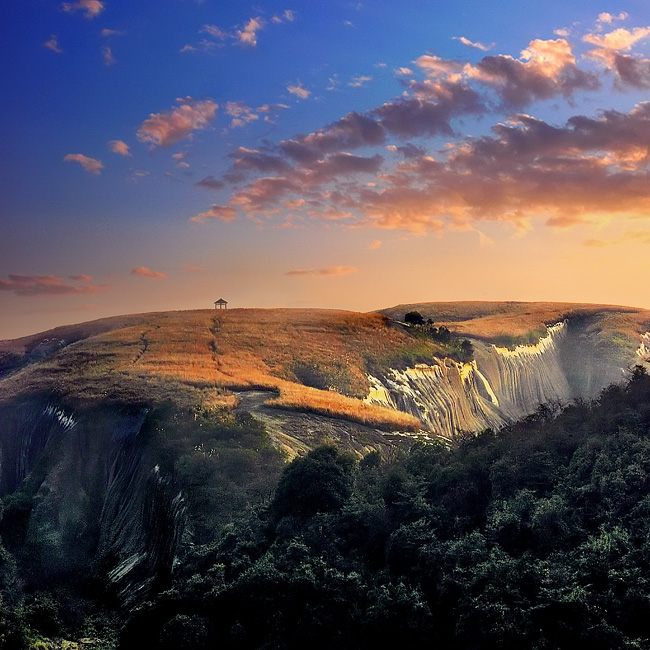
[
  {"left": 0, "top": 309, "right": 424, "bottom": 431},
  {"left": 382, "top": 301, "right": 650, "bottom": 342},
  {"left": 266, "top": 379, "right": 421, "bottom": 431},
  {"left": 3, "top": 303, "right": 649, "bottom": 432}
]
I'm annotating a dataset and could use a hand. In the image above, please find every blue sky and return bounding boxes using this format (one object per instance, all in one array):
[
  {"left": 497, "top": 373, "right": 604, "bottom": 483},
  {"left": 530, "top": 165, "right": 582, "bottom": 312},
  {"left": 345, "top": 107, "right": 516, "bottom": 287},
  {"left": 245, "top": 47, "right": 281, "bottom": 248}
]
[{"left": 3, "top": 1, "right": 650, "bottom": 338}]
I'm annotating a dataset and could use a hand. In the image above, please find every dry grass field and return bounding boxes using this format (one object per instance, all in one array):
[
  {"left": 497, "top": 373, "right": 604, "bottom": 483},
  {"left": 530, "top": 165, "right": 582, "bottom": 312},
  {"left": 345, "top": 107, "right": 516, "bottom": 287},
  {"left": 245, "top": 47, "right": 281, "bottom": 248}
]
[
  {"left": 381, "top": 301, "right": 650, "bottom": 345},
  {"left": 0, "top": 309, "right": 428, "bottom": 431},
  {"left": 3, "top": 303, "right": 650, "bottom": 432}
]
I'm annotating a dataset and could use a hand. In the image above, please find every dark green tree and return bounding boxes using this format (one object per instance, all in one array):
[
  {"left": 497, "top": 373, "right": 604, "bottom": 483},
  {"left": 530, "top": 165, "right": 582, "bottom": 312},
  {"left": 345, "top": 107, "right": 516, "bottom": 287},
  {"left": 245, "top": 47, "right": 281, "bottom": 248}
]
[
  {"left": 404, "top": 311, "right": 425, "bottom": 326},
  {"left": 271, "top": 445, "right": 356, "bottom": 520}
]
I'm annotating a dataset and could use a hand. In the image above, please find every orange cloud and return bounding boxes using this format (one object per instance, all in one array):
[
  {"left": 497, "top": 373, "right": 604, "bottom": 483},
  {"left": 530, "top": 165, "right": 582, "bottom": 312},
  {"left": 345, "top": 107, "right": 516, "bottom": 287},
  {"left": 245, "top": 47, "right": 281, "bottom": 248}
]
[
  {"left": 597, "top": 12, "right": 628, "bottom": 25},
  {"left": 414, "top": 55, "right": 465, "bottom": 81},
  {"left": 201, "top": 24, "right": 228, "bottom": 40},
  {"left": 285, "top": 266, "right": 358, "bottom": 277},
  {"left": 287, "top": 82, "right": 311, "bottom": 99},
  {"left": 584, "top": 26, "right": 650, "bottom": 51},
  {"left": 583, "top": 26, "right": 650, "bottom": 89},
  {"left": 366, "top": 240, "right": 382, "bottom": 249},
  {"left": 187, "top": 13, "right": 293, "bottom": 52},
  {"left": 223, "top": 101, "right": 650, "bottom": 234},
  {"left": 466, "top": 38, "right": 600, "bottom": 107},
  {"left": 0, "top": 274, "right": 109, "bottom": 296},
  {"left": 137, "top": 98, "right": 218, "bottom": 147},
  {"left": 63, "top": 153, "right": 104, "bottom": 174},
  {"left": 131, "top": 267, "right": 167, "bottom": 279},
  {"left": 230, "top": 177, "right": 300, "bottom": 213},
  {"left": 237, "top": 17, "right": 264, "bottom": 47},
  {"left": 190, "top": 205, "right": 238, "bottom": 222},
  {"left": 61, "top": 0, "right": 104, "bottom": 18},
  {"left": 43, "top": 35, "right": 62, "bottom": 53},
  {"left": 583, "top": 238, "right": 608, "bottom": 247},
  {"left": 108, "top": 140, "right": 131, "bottom": 156}
]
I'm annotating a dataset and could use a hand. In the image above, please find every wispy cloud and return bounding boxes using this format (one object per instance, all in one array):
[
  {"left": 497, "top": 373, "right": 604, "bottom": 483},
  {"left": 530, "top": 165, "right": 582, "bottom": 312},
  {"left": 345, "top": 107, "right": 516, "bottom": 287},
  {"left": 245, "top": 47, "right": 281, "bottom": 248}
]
[
  {"left": 108, "top": 140, "right": 131, "bottom": 156},
  {"left": 287, "top": 82, "right": 311, "bottom": 99},
  {"left": 61, "top": 0, "right": 104, "bottom": 19},
  {"left": 285, "top": 266, "right": 358, "bottom": 277},
  {"left": 195, "top": 176, "right": 225, "bottom": 190},
  {"left": 131, "top": 267, "right": 167, "bottom": 279},
  {"left": 101, "top": 28, "right": 125, "bottom": 37},
  {"left": 273, "top": 9, "right": 296, "bottom": 23},
  {"left": 0, "top": 274, "right": 109, "bottom": 296},
  {"left": 102, "top": 46, "right": 116, "bottom": 66},
  {"left": 584, "top": 230, "right": 650, "bottom": 247},
  {"left": 43, "top": 35, "right": 62, "bottom": 53},
  {"left": 137, "top": 98, "right": 218, "bottom": 147},
  {"left": 453, "top": 36, "right": 494, "bottom": 51},
  {"left": 184, "top": 11, "right": 295, "bottom": 52},
  {"left": 225, "top": 101, "right": 259, "bottom": 127},
  {"left": 189, "top": 205, "right": 238, "bottom": 222},
  {"left": 63, "top": 153, "right": 104, "bottom": 174},
  {"left": 366, "top": 240, "right": 382, "bottom": 249},
  {"left": 349, "top": 75, "right": 373, "bottom": 87}
]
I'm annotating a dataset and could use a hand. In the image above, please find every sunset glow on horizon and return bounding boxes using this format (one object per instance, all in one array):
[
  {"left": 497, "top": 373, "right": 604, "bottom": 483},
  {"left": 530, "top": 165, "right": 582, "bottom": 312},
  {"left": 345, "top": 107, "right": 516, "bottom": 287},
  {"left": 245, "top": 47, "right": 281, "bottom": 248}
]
[{"left": 4, "top": 1, "right": 650, "bottom": 339}]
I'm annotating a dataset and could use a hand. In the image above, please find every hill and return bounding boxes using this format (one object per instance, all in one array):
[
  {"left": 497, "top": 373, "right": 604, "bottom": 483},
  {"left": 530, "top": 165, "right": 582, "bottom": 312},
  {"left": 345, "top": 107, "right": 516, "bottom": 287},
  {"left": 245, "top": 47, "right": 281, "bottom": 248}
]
[
  {"left": 1, "top": 302, "right": 650, "bottom": 648},
  {"left": 2, "top": 303, "right": 649, "bottom": 441}
]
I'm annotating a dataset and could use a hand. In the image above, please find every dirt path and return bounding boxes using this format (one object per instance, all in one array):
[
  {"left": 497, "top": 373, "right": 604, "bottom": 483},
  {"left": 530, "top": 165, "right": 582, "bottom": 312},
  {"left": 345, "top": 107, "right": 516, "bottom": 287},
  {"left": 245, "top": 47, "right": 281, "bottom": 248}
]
[{"left": 233, "top": 389, "right": 416, "bottom": 459}]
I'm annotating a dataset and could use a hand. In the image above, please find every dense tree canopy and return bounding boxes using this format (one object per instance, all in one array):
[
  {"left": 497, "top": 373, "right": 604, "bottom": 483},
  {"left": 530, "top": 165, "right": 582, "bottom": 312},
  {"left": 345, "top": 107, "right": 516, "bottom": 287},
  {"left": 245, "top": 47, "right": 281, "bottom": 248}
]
[{"left": 119, "top": 367, "right": 650, "bottom": 650}]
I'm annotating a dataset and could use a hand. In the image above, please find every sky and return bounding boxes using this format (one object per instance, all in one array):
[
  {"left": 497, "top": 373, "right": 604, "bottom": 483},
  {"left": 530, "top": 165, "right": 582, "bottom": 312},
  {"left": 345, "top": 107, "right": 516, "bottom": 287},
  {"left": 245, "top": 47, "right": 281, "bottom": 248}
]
[{"left": 3, "top": 1, "right": 650, "bottom": 339}]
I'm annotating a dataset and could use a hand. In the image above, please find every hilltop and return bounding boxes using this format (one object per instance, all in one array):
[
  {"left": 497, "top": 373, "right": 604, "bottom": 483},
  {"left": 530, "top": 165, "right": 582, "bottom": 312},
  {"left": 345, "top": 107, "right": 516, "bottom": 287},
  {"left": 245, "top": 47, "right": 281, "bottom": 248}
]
[{"left": 2, "top": 303, "right": 649, "bottom": 438}]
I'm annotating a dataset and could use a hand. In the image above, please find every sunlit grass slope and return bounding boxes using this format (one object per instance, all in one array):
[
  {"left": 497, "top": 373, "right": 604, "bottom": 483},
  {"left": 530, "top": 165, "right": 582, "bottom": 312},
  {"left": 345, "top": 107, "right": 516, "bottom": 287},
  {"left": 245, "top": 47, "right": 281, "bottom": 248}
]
[
  {"left": 381, "top": 301, "right": 650, "bottom": 347},
  {"left": 0, "top": 309, "right": 433, "bottom": 431},
  {"left": 3, "top": 303, "right": 650, "bottom": 432}
]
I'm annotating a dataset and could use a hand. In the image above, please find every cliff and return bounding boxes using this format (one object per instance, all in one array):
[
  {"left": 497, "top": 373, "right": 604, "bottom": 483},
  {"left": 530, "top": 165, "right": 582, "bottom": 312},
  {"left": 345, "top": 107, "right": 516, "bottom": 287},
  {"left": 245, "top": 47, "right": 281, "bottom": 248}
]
[
  {"left": 366, "top": 310, "right": 648, "bottom": 438},
  {"left": 0, "top": 303, "right": 649, "bottom": 606}
]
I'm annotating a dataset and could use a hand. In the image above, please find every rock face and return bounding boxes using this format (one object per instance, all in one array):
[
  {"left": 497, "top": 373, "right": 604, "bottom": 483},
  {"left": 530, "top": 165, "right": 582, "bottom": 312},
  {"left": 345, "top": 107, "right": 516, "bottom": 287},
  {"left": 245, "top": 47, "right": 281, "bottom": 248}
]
[
  {"left": 0, "top": 398, "right": 186, "bottom": 606},
  {"left": 366, "top": 319, "right": 641, "bottom": 438}
]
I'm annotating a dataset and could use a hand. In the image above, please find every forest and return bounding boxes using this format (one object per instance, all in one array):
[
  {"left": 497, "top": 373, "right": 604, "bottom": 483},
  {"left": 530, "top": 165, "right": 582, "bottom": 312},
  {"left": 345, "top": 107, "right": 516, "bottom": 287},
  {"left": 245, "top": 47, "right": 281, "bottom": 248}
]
[{"left": 5, "top": 368, "right": 650, "bottom": 648}]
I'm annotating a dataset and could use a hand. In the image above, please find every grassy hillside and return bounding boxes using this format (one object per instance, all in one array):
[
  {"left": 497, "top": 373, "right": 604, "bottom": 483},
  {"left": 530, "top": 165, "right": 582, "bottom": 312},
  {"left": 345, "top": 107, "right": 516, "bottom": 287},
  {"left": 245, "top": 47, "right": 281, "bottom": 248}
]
[
  {"left": 381, "top": 301, "right": 650, "bottom": 347},
  {"left": 2, "top": 303, "right": 650, "bottom": 435},
  {"left": 0, "top": 309, "right": 432, "bottom": 432}
]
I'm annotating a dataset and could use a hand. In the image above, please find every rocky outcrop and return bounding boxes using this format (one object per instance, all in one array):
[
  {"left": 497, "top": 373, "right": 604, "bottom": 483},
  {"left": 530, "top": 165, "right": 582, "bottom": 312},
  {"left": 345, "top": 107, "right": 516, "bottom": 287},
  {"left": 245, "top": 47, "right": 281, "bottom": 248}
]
[
  {"left": 366, "top": 319, "right": 642, "bottom": 438},
  {"left": 0, "top": 398, "right": 186, "bottom": 606}
]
